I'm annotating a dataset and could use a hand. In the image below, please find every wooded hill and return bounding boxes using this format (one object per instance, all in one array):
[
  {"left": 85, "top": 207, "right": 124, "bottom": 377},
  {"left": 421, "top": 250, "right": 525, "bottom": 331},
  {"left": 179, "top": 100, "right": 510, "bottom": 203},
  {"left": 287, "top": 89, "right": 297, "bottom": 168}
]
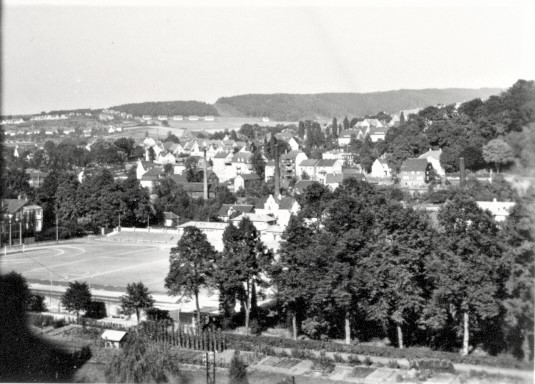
[
  {"left": 216, "top": 88, "right": 502, "bottom": 121},
  {"left": 110, "top": 101, "right": 219, "bottom": 117}
]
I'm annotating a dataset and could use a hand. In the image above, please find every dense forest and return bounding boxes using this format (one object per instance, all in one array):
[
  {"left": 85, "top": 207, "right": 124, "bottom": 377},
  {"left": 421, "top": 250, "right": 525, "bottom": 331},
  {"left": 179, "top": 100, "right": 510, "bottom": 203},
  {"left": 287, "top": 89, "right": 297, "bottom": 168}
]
[
  {"left": 216, "top": 88, "right": 502, "bottom": 121},
  {"left": 110, "top": 100, "right": 219, "bottom": 117}
]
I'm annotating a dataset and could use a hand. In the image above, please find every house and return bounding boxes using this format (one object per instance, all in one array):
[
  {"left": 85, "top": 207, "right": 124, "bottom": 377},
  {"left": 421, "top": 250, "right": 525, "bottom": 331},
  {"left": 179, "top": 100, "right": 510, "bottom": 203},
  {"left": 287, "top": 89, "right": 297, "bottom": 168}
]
[
  {"left": 255, "top": 195, "right": 300, "bottom": 228},
  {"left": 322, "top": 149, "right": 355, "bottom": 164},
  {"left": 399, "top": 158, "right": 433, "bottom": 188},
  {"left": 279, "top": 150, "right": 308, "bottom": 185},
  {"left": 1, "top": 198, "right": 43, "bottom": 233},
  {"left": 230, "top": 213, "right": 277, "bottom": 232},
  {"left": 212, "top": 151, "right": 234, "bottom": 182},
  {"left": 188, "top": 116, "right": 199, "bottom": 121},
  {"left": 337, "top": 129, "right": 356, "bottom": 146},
  {"left": 325, "top": 172, "right": 365, "bottom": 190},
  {"left": 157, "top": 115, "right": 168, "bottom": 121},
  {"left": 275, "top": 134, "right": 300, "bottom": 151},
  {"left": 155, "top": 151, "right": 177, "bottom": 165},
  {"left": 315, "top": 159, "right": 344, "bottom": 184},
  {"left": 26, "top": 169, "right": 49, "bottom": 188},
  {"left": 139, "top": 167, "right": 166, "bottom": 191},
  {"left": 296, "top": 159, "right": 319, "bottom": 180},
  {"left": 142, "top": 115, "right": 152, "bottom": 121},
  {"left": 370, "top": 158, "right": 392, "bottom": 179},
  {"left": 204, "top": 116, "right": 215, "bottom": 121},
  {"left": 476, "top": 198, "right": 516, "bottom": 222},
  {"left": 101, "top": 330, "right": 127, "bottom": 349},
  {"left": 136, "top": 159, "right": 155, "bottom": 180},
  {"left": 235, "top": 173, "right": 261, "bottom": 191},
  {"left": 218, "top": 204, "right": 255, "bottom": 221},
  {"left": 293, "top": 180, "right": 319, "bottom": 194},
  {"left": 262, "top": 117, "right": 270, "bottom": 122},
  {"left": 418, "top": 149, "right": 445, "bottom": 177},
  {"left": 174, "top": 182, "right": 214, "bottom": 198},
  {"left": 231, "top": 151, "right": 254, "bottom": 176},
  {"left": 163, "top": 212, "right": 180, "bottom": 227},
  {"left": 368, "top": 126, "right": 388, "bottom": 142},
  {"left": 173, "top": 115, "right": 184, "bottom": 121}
]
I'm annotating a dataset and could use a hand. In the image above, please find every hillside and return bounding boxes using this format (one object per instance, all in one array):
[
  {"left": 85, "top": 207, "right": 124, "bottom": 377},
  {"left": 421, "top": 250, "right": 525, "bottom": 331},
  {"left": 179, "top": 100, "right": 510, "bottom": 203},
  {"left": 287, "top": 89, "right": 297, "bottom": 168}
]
[
  {"left": 216, "top": 88, "right": 503, "bottom": 121},
  {"left": 109, "top": 100, "right": 219, "bottom": 117}
]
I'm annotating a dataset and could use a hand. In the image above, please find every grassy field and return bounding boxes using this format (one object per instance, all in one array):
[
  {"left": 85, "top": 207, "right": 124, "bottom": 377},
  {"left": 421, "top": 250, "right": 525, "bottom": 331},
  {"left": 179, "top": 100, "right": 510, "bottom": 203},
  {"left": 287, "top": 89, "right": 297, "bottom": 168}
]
[{"left": 0, "top": 241, "right": 172, "bottom": 294}]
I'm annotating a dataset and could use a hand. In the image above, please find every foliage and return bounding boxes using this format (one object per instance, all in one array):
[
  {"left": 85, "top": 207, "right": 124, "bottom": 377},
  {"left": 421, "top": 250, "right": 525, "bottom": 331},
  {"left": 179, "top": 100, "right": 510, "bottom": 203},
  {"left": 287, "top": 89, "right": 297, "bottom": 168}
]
[
  {"left": 165, "top": 226, "right": 217, "bottom": 326},
  {"left": 229, "top": 350, "right": 249, "bottom": 384},
  {"left": 110, "top": 100, "right": 218, "bottom": 117},
  {"left": 27, "top": 294, "right": 47, "bottom": 312},
  {"left": 216, "top": 89, "right": 501, "bottom": 120},
  {"left": 120, "top": 282, "right": 155, "bottom": 326},
  {"left": 61, "top": 281, "right": 92, "bottom": 319},
  {"left": 104, "top": 332, "right": 181, "bottom": 383},
  {"left": 482, "top": 138, "right": 515, "bottom": 172}
]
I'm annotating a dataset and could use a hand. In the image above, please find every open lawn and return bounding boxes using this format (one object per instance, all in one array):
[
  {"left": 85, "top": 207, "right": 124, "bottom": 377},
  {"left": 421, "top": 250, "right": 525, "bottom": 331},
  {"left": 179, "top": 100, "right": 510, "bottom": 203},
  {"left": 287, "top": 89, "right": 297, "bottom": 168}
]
[{"left": 0, "top": 241, "right": 173, "bottom": 294}]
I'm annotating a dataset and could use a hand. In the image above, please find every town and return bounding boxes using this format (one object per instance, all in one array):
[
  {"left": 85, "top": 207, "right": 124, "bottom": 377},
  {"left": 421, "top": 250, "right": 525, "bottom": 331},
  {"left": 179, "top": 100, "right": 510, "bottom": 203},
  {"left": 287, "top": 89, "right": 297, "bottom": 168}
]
[{"left": 1, "top": 78, "right": 534, "bottom": 384}]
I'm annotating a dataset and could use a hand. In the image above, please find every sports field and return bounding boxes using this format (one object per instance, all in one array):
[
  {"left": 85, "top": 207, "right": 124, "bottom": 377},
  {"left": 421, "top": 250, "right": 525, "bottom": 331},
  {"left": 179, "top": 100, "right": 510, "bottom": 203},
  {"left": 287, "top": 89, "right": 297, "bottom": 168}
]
[{"left": 0, "top": 241, "right": 173, "bottom": 294}]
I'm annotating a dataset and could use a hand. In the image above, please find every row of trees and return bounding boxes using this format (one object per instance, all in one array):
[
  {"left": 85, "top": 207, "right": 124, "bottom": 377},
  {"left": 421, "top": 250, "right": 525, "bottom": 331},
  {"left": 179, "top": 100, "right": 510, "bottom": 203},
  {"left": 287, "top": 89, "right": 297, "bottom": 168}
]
[{"left": 164, "top": 178, "right": 533, "bottom": 359}]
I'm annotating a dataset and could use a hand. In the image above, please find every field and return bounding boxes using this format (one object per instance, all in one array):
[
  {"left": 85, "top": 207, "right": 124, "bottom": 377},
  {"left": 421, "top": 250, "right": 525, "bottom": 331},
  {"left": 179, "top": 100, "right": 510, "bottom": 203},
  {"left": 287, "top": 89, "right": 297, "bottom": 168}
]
[{"left": 0, "top": 241, "right": 172, "bottom": 294}]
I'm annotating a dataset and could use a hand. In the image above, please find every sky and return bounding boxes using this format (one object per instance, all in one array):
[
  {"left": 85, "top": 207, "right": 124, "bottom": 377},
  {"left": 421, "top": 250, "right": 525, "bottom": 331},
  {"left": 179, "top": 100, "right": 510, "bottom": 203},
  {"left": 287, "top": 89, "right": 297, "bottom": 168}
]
[{"left": 2, "top": 0, "right": 535, "bottom": 115}]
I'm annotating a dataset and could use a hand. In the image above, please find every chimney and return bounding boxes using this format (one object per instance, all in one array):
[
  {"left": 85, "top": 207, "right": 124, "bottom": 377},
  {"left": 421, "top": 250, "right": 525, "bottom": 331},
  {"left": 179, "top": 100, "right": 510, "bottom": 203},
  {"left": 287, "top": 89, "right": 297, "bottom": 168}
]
[
  {"left": 274, "top": 139, "right": 280, "bottom": 198},
  {"left": 459, "top": 157, "right": 466, "bottom": 189},
  {"left": 203, "top": 148, "right": 208, "bottom": 200}
]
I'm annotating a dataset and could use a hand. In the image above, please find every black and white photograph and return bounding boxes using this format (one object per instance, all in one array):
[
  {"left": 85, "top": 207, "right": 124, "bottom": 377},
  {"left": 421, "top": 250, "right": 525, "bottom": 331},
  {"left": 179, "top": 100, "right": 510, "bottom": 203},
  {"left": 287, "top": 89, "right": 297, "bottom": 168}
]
[{"left": 0, "top": 0, "right": 534, "bottom": 383}]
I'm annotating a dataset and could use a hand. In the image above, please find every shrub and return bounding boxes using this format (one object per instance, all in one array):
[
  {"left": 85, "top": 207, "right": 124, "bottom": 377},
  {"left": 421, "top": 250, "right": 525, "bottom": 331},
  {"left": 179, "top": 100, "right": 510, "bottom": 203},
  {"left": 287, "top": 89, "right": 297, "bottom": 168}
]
[
  {"left": 348, "top": 354, "right": 361, "bottom": 365},
  {"left": 229, "top": 351, "right": 248, "bottom": 384},
  {"left": 27, "top": 294, "right": 47, "bottom": 312},
  {"left": 53, "top": 318, "right": 66, "bottom": 329},
  {"left": 363, "top": 356, "right": 373, "bottom": 366},
  {"left": 333, "top": 353, "right": 345, "bottom": 363},
  {"left": 387, "top": 359, "right": 400, "bottom": 369}
]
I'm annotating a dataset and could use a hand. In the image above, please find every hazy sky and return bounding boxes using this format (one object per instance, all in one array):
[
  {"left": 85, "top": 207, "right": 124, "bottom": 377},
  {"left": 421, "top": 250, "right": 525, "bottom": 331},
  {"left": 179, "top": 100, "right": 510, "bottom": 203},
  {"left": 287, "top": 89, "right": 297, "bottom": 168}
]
[{"left": 2, "top": 0, "right": 535, "bottom": 115}]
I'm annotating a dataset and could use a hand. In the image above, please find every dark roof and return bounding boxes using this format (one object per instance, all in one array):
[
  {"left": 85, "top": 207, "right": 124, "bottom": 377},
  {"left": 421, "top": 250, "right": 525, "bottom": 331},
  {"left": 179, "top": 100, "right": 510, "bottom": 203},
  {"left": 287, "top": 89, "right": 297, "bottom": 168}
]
[
  {"left": 299, "top": 159, "right": 318, "bottom": 167},
  {"left": 231, "top": 152, "right": 252, "bottom": 162},
  {"left": 338, "top": 129, "right": 356, "bottom": 138},
  {"left": 164, "top": 212, "right": 180, "bottom": 220},
  {"left": 169, "top": 174, "right": 188, "bottom": 183},
  {"left": 280, "top": 150, "right": 303, "bottom": 160},
  {"left": 294, "top": 180, "right": 318, "bottom": 192},
  {"left": 175, "top": 182, "right": 212, "bottom": 192},
  {"left": 237, "top": 173, "right": 261, "bottom": 181},
  {"left": 218, "top": 204, "right": 255, "bottom": 217},
  {"left": 278, "top": 197, "right": 297, "bottom": 210},
  {"left": 143, "top": 167, "right": 165, "bottom": 177},
  {"left": 213, "top": 151, "right": 229, "bottom": 159},
  {"left": 316, "top": 159, "right": 338, "bottom": 167},
  {"left": 325, "top": 173, "right": 344, "bottom": 184},
  {"left": 400, "top": 158, "right": 429, "bottom": 172},
  {"left": 1, "top": 199, "right": 28, "bottom": 215},
  {"left": 254, "top": 196, "right": 269, "bottom": 209}
]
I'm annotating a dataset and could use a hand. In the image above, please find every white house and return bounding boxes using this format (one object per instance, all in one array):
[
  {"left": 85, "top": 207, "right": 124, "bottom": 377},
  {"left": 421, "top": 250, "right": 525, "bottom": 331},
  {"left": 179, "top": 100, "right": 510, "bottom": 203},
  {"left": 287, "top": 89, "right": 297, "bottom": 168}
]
[
  {"left": 254, "top": 195, "right": 300, "bottom": 229},
  {"left": 101, "top": 330, "right": 127, "bottom": 349},
  {"left": 173, "top": 115, "right": 184, "bottom": 121},
  {"left": 315, "top": 159, "right": 344, "bottom": 184},
  {"left": 296, "top": 159, "right": 319, "bottom": 180},
  {"left": 234, "top": 173, "right": 261, "bottom": 191},
  {"left": 476, "top": 199, "right": 516, "bottom": 222},
  {"left": 370, "top": 158, "right": 392, "bottom": 179},
  {"left": 418, "top": 149, "right": 445, "bottom": 177}
]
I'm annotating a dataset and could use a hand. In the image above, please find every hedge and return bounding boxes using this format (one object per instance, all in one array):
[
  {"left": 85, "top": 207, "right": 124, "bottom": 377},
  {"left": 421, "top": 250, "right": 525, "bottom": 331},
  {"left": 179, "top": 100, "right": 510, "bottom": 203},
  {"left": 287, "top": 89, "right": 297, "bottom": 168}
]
[{"left": 222, "top": 333, "right": 533, "bottom": 370}]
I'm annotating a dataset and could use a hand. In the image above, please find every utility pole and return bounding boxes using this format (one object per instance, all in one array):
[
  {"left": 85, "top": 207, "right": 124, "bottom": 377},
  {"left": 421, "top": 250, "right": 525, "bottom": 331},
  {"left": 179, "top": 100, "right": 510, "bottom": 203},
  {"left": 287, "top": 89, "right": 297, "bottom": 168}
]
[
  {"left": 203, "top": 148, "right": 208, "bottom": 200},
  {"left": 8, "top": 215, "right": 13, "bottom": 247},
  {"left": 55, "top": 212, "right": 59, "bottom": 244},
  {"left": 19, "top": 221, "right": 22, "bottom": 246}
]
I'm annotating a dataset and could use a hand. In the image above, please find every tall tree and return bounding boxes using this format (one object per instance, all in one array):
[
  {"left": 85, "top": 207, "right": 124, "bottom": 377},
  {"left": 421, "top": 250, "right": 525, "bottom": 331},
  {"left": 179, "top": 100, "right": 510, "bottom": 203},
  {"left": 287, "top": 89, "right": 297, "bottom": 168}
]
[
  {"left": 482, "top": 138, "right": 515, "bottom": 172},
  {"left": 251, "top": 150, "right": 266, "bottom": 180},
  {"left": 271, "top": 214, "right": 315, "bottom": 340},
  {"left": 61, "top": 281, "right": 92, "bottom": 320},
  {"left": 423, "top": 194, "right": 505, "bottom": 355},
  {"left": 332, "top": 117, "right": 338, "bottom": 138},
  {"left": 120, "top": 282, "right": 155, "bottom": 327},
  {"left": 219, "top": 218, "right": 273, "bottom": 334},
  {"left": 364, "top": 204, "right": 434, "bottom": 348},
  {"left": 165, "top": 226, "right": 217, "bottom": 327},
  {"left": 343, "top": 116, "right": 350, "bottom": 130}
]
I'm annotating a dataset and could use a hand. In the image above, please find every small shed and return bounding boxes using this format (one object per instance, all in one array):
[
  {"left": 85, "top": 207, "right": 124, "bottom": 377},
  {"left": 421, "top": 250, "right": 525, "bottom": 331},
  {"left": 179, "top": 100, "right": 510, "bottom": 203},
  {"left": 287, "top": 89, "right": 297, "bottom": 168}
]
[
  {"left": 101, "top": 330, "right": 127, "bottom": 349},
  {"left": 164, "top": 211, "right": 180, "bottom": 227}
]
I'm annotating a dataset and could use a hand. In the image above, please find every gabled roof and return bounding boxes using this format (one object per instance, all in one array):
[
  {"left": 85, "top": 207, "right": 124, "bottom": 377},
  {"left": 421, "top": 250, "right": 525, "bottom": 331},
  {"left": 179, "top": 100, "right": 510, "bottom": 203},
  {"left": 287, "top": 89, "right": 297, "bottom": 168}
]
[
  {"left": 230, "top": 213, "right": 277, "bottom": 223},
  {"left": 164, "top": 212, "right": 180, "bottom": 220},
  {"left": 418, "top": 149, "right": 442, "bottom": 161},
  {"left": 101, "top": 330, "right": 127, "bottom": 342},
  {"left": 237, "top": 173, "right": 261, "bottom": 181},
  {"left": 231, "top": 152, "right": 252, "bottom": 162},
  {"left": 1, "top": 199, "right": 28, "bottom": 215},
  {"left": 400, "top": 158, "right": 429, "bottom": 172},
  {"left": 325, "top": 173, "right": 344, "bottom": 184},
  {"left": 175, "top": 182, "right": 212, "bottom": 192},
  {"left": 299, "top": 159, "right": 319, "bottom": 167},
  {"left": 218, "top": 204, "right": 255, "bottom": 217},
  {"left": 213, "top": 151, "right": 229, "bottom": 159},
  {"left": 280, "top": 150, "right": 304, "bottom": 161},
  {"left": 278, "top": 197, "right": 297, "bottom": 210},
  {"left": 143, "top": 167, "right": 165, "bottom": 177},
  {"left": 338, "top": 129, "right": 356, "bottom": 138},
  {"left": 316, "top": 159, "right": 338, "bottom": 167},
  {"left": 255, "top": 196, "right": 270, "bottom": 209}
]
